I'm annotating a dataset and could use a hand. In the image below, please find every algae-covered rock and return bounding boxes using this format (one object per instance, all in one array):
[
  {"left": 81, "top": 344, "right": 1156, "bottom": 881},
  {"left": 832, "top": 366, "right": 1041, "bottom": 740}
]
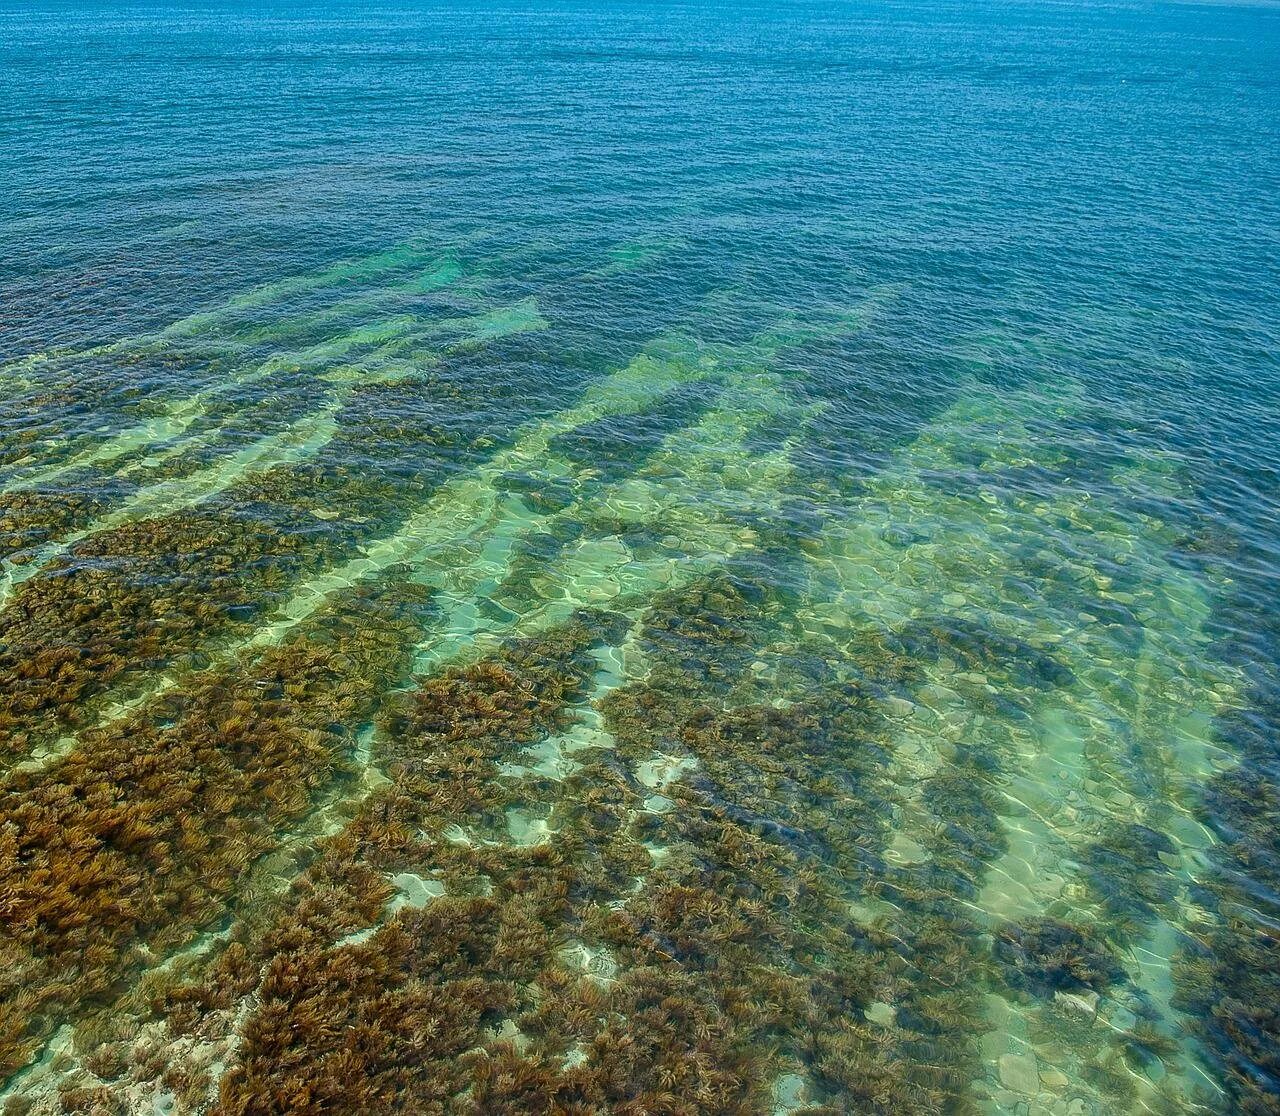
[{"left": 995, "top": 917, "right": 1125, "bottom": 998}]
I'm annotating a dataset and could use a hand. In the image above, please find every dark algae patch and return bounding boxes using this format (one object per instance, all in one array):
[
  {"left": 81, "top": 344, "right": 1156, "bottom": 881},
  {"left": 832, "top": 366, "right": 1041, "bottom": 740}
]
[
  {"left": 1175, "top": 666, "right": 1280, "bottom": 1112},
  {"left": 0, "top": 577, "right": 434, "bottom": 1083},
  {"left": 994, "top": 919, "right": 1125, "bottom": 999},
  {"left": 40, "top": 583, "right": 996, "bottom": 1114}
]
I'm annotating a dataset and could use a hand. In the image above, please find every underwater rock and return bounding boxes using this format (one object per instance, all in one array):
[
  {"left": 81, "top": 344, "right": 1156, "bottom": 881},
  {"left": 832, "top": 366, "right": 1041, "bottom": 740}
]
[
  {"left": 864, "top": 1001, "right": 896, "bottom": 1027},
  {"left": 999, "top": 1051, "right": 1040, "bottom": 1095}
]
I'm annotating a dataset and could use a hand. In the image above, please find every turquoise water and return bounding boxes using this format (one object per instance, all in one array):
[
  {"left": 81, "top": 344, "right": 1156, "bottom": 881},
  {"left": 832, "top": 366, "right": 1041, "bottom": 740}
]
[{"left": 2, "top": 1, "right": 1279, "bottom": 1112}]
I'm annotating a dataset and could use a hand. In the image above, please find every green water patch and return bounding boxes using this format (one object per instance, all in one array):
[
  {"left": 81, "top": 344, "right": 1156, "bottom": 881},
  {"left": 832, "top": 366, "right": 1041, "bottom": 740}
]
[
  {"left": 0, "top": 308, "right": 749, "bottom": 777},
  {"left": 546, "top": 378, "right": 724, "bottom": 486},
  {"left": 430, "top": 296, "right": 548, "bottom": 346},
  {"left": 156, "top": 242, "right": 445, "bottom": 340},
  {"left": 220, "top": 254, "right": 466, "bottom": 348},
  {"left": 584, "top": 235, "right": 688, "bottom": 278},
  {"left": 23, "top": 293, "right": 869, "bottom": 778},
  {"left": 0, "top": 315, "right": 422, "bottom": 496},
  {"left": 262, "top": 322, "right": 799, "bottom": 678},
  {"left": 5, "top": 269, "right": 1251, "bottom": 1112},
  {"left": 0, "top": 343, "right": 244, "bottom": 478},
  {"left": 455, "top": 293, "right": 911, "bottom": 654},
  {"left": 764, "top": 382, "right": 1243, "bottom": 1113},
  {"left": 229, "top": 332, "right": 723, "bottom": 654},
  {"left": 0, "top": 255, "right": 473, "bottom": 514},
  {"left": 0, "top": 249, "right": 469, "bottom": 489},
  {"left": 0, "top": 327, "right": 562, "bottom": 763},
  {"left": 397, "top": 306, "right": 849, "bottom": 678},
  {"left": 0, "top": 240, "right": 445, "bottom": 385},
  {"left": 0, "top": 371, "right": 365, "bottom": 563}
]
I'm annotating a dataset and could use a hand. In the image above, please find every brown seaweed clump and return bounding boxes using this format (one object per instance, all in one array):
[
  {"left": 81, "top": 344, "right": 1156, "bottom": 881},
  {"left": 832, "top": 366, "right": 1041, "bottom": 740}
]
[
  {"left": 219, "top": 900, "right": 528, "bottom": 1114},
  {"left": 195, "top": 614, "right": 645, "bottom": 1112},
  {"left": 41, "top": 578, "right": 1009, "bottom": 1113},
  {"left": 0, "top": 578, "right": 432, "bottom": 1082},
  {"left": 1079, "top": 821, "right": 1178, "bottom": 941},
  {"left": 0, "top": 508, "right": 318, "bottom": 755},
  {"left": 995, "top": 917, "right": 1125, "bottom": 999},
  {"left": 893, "top": 615, "right": 1074, "bottom": 693},
  {"left": 0, "top": 490, "right": 114, "bottom": 561},
  {"left": 0, "top": 367, "right": 512, "bottom": 762},
  {"left": 120, "top": 606, "right": 779, "bottom": 1113},
  {"left": 1175, "top": 691, "right": 1280, "bottom": 1115},
  {"left": 595, "top": 578, "right": 997, "bottom": 1113}
]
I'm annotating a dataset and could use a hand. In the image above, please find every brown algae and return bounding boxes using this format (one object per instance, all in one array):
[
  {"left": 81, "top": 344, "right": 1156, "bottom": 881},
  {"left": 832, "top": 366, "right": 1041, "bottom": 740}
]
[{"left": 0, "top": 248, "right": 1268, "bottom": 1116}]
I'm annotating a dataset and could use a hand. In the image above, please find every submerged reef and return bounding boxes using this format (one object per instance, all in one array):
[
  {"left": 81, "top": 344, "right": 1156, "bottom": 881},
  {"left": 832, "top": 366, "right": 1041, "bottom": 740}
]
[
  {"left": 0, "top": 579, "right": 993, "bottom": 1113},
  {"left": 1079, "top": 821, "right": 1179, "bottom": 940},
  {"left": 1177, "top": 689, "right": 1280, "bottom": 1114},
  {"left": 0, "top": 339, "right": 532, "bottom": 759},
  {"left": 0, "top": 491, "right": 114, "bottom": 559},
  {"left": 0, "top": 248, "right": 1269, "bottom": 1116}
]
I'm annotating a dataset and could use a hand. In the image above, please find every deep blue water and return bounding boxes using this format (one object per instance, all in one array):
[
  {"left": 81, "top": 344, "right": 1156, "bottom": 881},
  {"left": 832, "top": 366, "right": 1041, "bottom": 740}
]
[{"left": 1, "top": 1, "right": 1279, "bottom": 1112}]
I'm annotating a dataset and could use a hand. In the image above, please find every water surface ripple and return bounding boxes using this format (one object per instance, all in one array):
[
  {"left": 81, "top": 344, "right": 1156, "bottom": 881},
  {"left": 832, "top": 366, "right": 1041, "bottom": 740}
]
[{"left": 1, "top": 1, "right": 1278, "bottom": 1113}]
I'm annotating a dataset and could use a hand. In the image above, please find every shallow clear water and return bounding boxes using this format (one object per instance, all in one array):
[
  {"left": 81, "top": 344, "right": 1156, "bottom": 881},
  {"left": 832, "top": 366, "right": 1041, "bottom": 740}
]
[{"left": 2, "top": 0, "right": 1279, "bottom": 1112}]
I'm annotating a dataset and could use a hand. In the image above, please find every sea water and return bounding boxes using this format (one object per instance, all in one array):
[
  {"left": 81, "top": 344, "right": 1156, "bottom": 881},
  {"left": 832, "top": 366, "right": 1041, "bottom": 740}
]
[{"left": 1, "top": 1, "right": 1278, "bottom": 1112}]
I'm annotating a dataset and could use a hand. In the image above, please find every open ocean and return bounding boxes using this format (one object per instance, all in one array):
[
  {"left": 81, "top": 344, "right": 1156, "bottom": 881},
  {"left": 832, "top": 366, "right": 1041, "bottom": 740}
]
[{"left": 1, "top": 0, "right": 1279, "bottom": 1112}]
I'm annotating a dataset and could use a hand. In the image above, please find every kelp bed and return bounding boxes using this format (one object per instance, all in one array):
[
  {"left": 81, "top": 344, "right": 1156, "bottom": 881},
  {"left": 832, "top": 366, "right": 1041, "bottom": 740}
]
[{"left": 0, "top": 241, "right": 1275, "bottom": 1116}]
